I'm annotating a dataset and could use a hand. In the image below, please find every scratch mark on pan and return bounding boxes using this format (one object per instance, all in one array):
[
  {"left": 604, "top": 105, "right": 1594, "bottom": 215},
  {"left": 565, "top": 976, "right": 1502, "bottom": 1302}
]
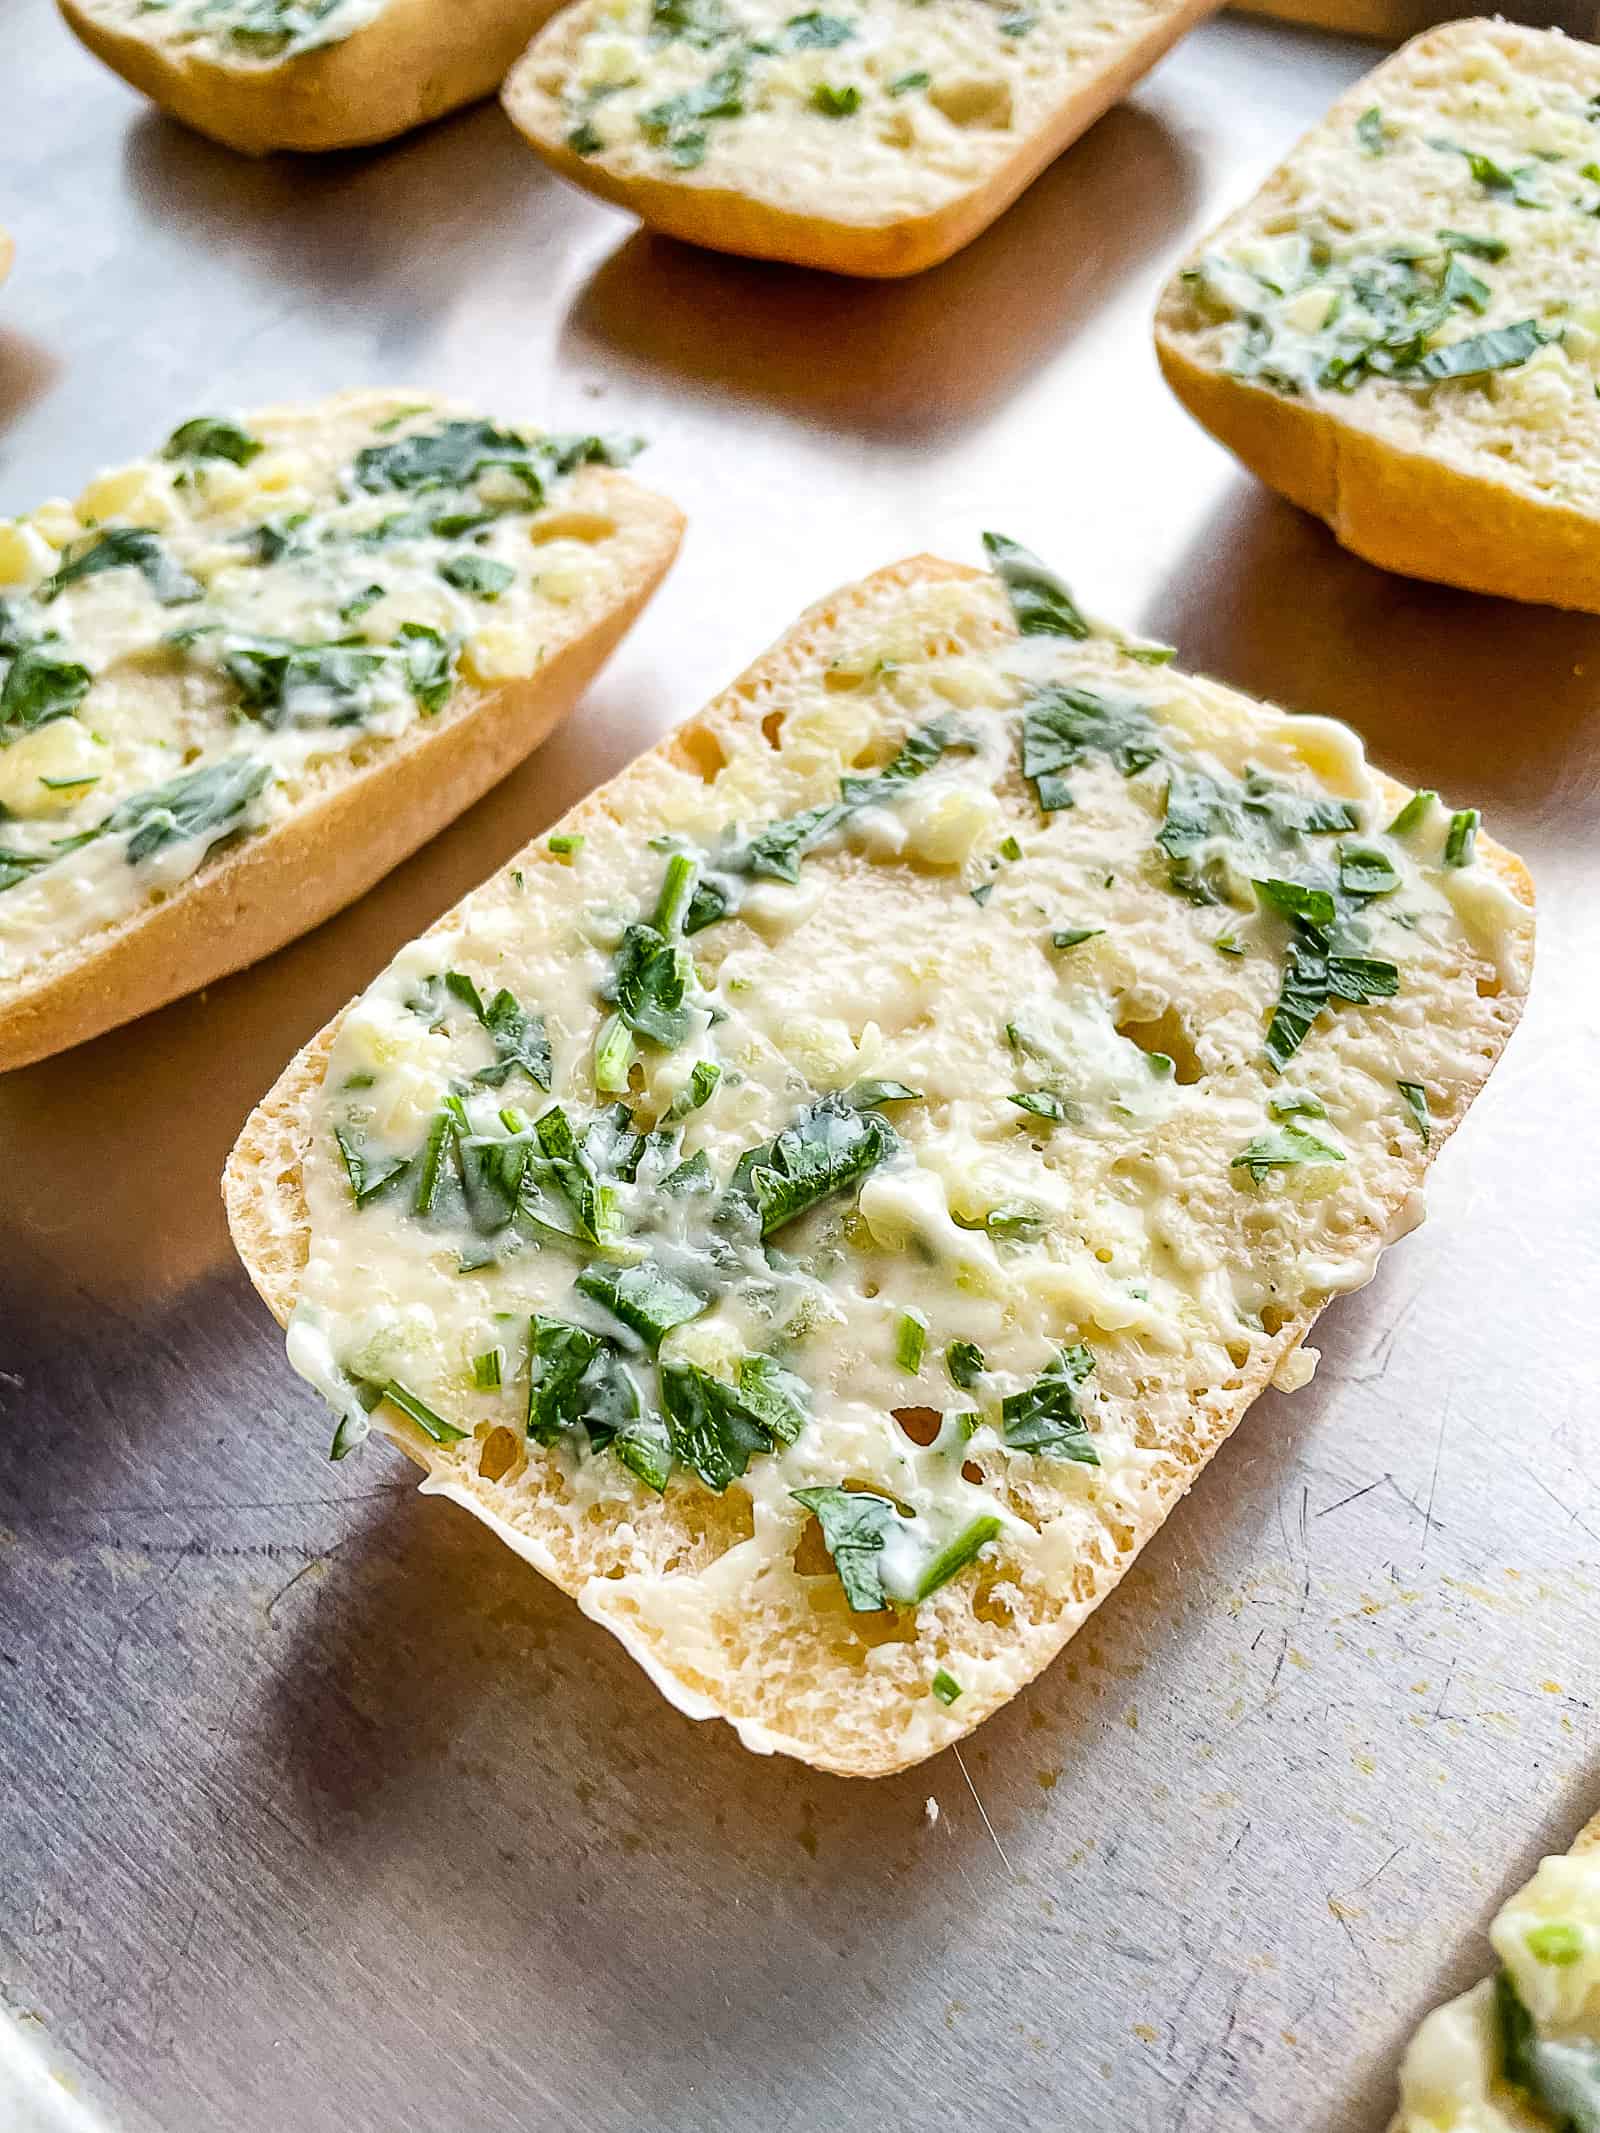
[
  {"left": 1526, "top": 1469, "right": 1600, "bottom": 1552},
  {"left": 1316, "top": 1476, "right": 1384, "bottom": 1520},
  {"left": 953, "top": 1746, "right": 1014, "bottom": 1880},
  {"left": 1420, "top": 1390, "right": 1452, "bottom": 1563}
]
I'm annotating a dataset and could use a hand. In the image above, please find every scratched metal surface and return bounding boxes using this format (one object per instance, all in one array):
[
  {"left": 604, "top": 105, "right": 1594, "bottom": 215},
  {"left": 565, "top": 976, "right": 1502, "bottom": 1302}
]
[{"left": 2, "top": 4, "right": 1598, "bottom": 2129}]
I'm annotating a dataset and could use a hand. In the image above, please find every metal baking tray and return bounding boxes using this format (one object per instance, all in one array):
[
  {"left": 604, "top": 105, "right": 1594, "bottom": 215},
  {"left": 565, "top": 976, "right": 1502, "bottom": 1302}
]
[{"left": 4, "top": 5, "right": 1598, "bottom": 2128}]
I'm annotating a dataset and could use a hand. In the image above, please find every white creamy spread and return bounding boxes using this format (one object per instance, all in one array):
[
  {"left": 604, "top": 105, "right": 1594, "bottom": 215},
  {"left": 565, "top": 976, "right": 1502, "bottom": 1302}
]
[
  {"left": 1396, "top": 1848, "right": 1600, "bottom": 2132},
  {"left": 116, "top": 0, "right": 383, "bottom": 62},
  {"left": 1161, "top": 22, "right": 1600, "bottom": 510},
  {"left": 287, "top": 541, "right": 1531, "bottom": 1754},
  {"left": 523, "top": 0, "right": 1180, "bottom": 220},
  {"left": 0, "top": 391, "right": 643, "bottom": 990}
]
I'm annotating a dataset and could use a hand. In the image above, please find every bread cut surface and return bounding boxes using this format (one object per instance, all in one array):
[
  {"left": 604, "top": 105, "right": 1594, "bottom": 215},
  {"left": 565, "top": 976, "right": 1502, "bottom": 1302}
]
[
  {"left": 1391, "top": 1810, "right": 1600, "bottom": 2132},
  {"left": 59, "top": 0, "right": 564, "bottom": 155},
  {"left": 1156, "top": 20, "right": 1600, "bottom": 611},
  {"left": 502, "top": 0, "right": 1223, "bottom": 277},
  {"left": 0, "top": 388, "right": 681, "bottom": 1071},
  {"left": 225, "top": 545, "right": 1532, "bottom": 1778}
]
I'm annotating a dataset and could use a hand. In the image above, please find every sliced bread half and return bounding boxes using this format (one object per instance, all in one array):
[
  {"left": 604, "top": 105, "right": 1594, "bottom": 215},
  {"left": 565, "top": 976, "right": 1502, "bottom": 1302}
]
[
  {"left": 0, "top": 388, "right": 681, "bottom": 1071},
  {"left": 1156, "top": 19, "right": 1600, "bottom": 610},
  {"left": 225, "top": 540, "right": 1532, "bottom": 1777},
  {"left": 502, "top": 0, "right": 1223, "bottom": 277},
  {"left": 59, "top": 0, "right": 563, "bottom": 155}
]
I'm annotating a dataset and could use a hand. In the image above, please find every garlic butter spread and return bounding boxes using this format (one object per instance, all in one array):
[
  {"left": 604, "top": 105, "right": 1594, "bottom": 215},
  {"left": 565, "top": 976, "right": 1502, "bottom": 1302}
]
[
  {"left": 0, "top": 392, "right": 642, "bottom": 992},
  {"left": 1160, "top": 22, "right": 1600, "bottom": 507},
  {"left": 523, "top": 0, "right": 1178, "bottom": 218},
  {"left": 110, "top": 0, "right": 383, "bottom": 62},
  {"left": 1396, "top": 1848, "right": 1600, "bottom": 2133},
  {"left": 288, "top": 540, "right": 1530, "bottom": 1758}
]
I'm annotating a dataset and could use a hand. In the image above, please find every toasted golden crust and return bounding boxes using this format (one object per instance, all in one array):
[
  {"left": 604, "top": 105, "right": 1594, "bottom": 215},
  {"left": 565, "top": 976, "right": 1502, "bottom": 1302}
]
[
  {"left": 0, "top": 461, "right": 682, "bottom": 1074},
  {"left": 1154, "top": 20, "right": 1600, "bottom": 611},
  {"left": 58, "top": 0, "right": 562, "bottom": 155},
  {"left": 225, "top": 554, "right": 1533, "bottom": 1778},
  {"left": 502, "top": 0, "right": 1222, "bottom": 278}
]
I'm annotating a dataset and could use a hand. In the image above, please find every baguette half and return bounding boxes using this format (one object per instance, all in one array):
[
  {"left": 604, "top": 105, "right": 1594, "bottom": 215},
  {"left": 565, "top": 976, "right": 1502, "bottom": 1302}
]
[
  {"left": 0, "top": 389, "right": 681, "bottom": 1072},
  {"left": 1392, "top": 1811, "right": 1600, "bottom": 2131},
  {"left": 58, "top": 0, "right": 564, "bottom": 155},
  {"left": 1156, "top": 20, "right": 1600, "bottom": 611},
  {"left": 502, "top": 0, "right": 1223, "bottom": 278},
  {"left": 226, "top": 545, "right": 1532, "bottom": 1777}
]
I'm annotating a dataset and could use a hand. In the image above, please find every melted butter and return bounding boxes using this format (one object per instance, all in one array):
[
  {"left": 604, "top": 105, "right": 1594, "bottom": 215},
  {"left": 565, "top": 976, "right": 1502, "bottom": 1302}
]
[
  {"left": 0, "top": 391, "right": 640, "bottom": 987},
  {"left": 290, "top": 561, "right": 1529, "bottom": 1663}
]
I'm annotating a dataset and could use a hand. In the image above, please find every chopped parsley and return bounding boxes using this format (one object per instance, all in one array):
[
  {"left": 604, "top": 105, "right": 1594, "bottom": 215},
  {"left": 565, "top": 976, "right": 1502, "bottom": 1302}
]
[
  {"left": 793, "top": 1485, "right": 1001, "bottom": 1612},
  {"left": 1396, "top": 1079, "right": 1431, "bottom": 1143},
  {"left": 1001, "top": 1347, "right": 1098, "bottom": 1462},
  {"left": 727, "top": 1093, "right": 899, "bottom": 1238},
  {"left": 1231, "top": 1122, "right": 1346, "bottom": 1185},
  {"left": 983, "top": 531, "right": 1090, "bottom": 640},
  {"left": 162, "top": 416, "right": 263, "bottom": 467},
  {"left": 43, "top": 527, "right": 201, "bottom": 608}
]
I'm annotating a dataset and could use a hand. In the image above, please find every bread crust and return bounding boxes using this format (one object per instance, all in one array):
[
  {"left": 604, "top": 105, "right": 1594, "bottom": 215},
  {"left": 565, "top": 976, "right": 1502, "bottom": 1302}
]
[
  {"left": 0, "top": 464, "right": 682, "bottom": 1073},
  {"left": 224, "top": 554, "right": 1534, "bottom": 1777},
  {"left": 57, "top": 0, "right": 563, "bottom": 155},
  {"left": 502, "top": 0, "right": 1223, "bottom": 277},
  {"left": 1153, "top": 21, "right": 1600, "bottom": 612}
]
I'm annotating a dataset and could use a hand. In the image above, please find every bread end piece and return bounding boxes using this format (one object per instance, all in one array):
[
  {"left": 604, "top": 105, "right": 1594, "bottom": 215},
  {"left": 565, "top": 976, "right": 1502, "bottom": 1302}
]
[{"left": 57, "top": 0, "right": 563, "bottom": 155}]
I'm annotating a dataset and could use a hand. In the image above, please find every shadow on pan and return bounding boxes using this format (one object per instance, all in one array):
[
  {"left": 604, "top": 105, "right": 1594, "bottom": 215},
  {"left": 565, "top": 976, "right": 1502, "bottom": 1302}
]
[
  {"left": 566, "top": 101, "right": 1200, "bottom": 440},
  {"left": 1147, "top": 480, "right": 1600, "bottom": 822},
  {"left": 0, "top": 329, "right": 61, "bottom": 438},
  {"left": 116, "top": 95, "right": 565, "bottom": 312}
]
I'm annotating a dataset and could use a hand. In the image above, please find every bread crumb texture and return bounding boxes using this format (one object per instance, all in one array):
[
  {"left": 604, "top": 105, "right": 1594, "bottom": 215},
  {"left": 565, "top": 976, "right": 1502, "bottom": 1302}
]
[
  {"left": 1157, "top": 20, "right": 1600, "bottom": 601},
  {"left": 229, "top": 548, "right": 1532, "bottom": 1776},
  {"left": 0, "top": 389, "right": 666, "bottom": 1004},
  {"left": 506, "top": 0, "right": 1218, "bottom": 248}
]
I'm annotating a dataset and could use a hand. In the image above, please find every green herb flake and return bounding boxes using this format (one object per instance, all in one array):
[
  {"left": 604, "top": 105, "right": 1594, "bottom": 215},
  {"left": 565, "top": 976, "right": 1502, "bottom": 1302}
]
[
  {"left": 895, "top": 1309, "right": 928, "bottom": 1374},
  {"left": 1444, "top": 807, "right": 1479, "bottom": 867},
  {"left": 931, "top": 1668, "right": 963, "bottom": 1705},
  {"left": 1008, "top": 1090, "right": 1066, "bottom": 1123},
  {"left": 440, "top": 553, "right": 516, "bottom": 601},
  {"left": 1001, "top": 1346, "right": 1098, "bottom": 1462},
  {"left": 162, "top": 416, "right": 263, "bottom": 468},
  {"left": 472, "top": 1346, "right": 506, "bottom": 1391},
  {"left": 812, "top": 82, "right": 861, "bottom": 116},
  {"left": 379, "top": 1379, "right": 467, "bottom": 1446},
  {"left": 1356, "top": 105, "right": 1388, "bottom": 155},
  {"left": 1525, "top": 1922, "right": 1585, "bottom": 1967},
  {"left": 946, "top": 1339, "right": 985, "bottom": 1390},
  {"left": 1051, "top": 926, "right": 1102, "bottom": 952},
  {"left": 1396, "top": 1079, "right": 1431, "bottom": 1144},
  {"left": 983, "top": 531, "right": 1091, "bottom": 641},
  {"left": 1231, "top": 1122, "right": 1347, "bottom": 1186},
  {"left": 548, "top": 832, "right": 585, "bottom": 856},
  {"left": 1388, "top": 789, "right": 1438, "bottom": 837},
  {"left": 44, "top": 527, "right": 201, "bottom": 609}
]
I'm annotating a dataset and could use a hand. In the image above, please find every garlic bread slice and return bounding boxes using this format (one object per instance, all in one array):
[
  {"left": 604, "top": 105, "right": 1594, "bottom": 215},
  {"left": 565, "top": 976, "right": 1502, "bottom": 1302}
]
[
  {"left": 1156, "top": 20, "right": 1600, "bottom": 610},
  {"left": 503, "top": 0, "right": 1223, "bottom": 278},
  {"left": 1392, "top": 1812, "right": 1600, "bottom": 2133},
  {"left": 0, "top": 389, "right": 681, "bottom": 1071},
  {"left": 225, "top": 541, "right": 1532, "bottom": 1778},
  {"left": 58, "top": 0, "right": 563, "bottom": 156}
]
